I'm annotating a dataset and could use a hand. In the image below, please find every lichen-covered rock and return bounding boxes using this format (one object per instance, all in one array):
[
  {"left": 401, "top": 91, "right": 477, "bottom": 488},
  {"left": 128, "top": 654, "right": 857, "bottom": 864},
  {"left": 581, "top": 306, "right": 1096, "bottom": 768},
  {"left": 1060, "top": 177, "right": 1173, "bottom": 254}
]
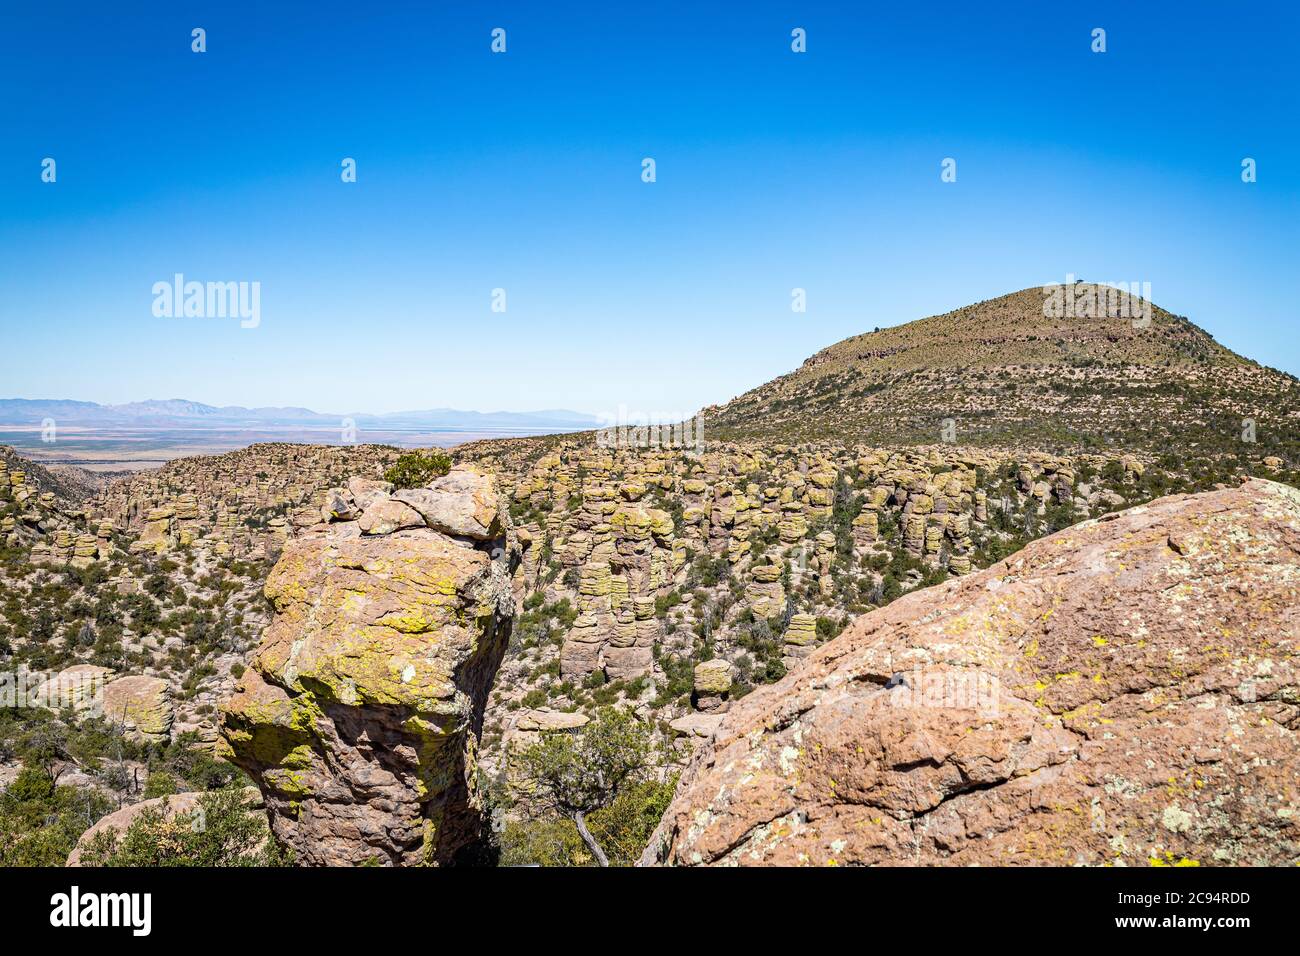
[
  {"left": 101, "top": 676, "right": 173, "bottom": 741},
  {"left": 783, "top": 613, "right": 817, "bottom": 647},
  {"left": 218, "top": 469, "right": 518, "bottom": 866},
  {"left": 693, "top": 659, "right": 734, "bottom": 696},
  {"left": 34, "top": 664, "right": 115, "bottom": 711},
  {"left": 642, "top": 480, "right": 1300, "bottom": 867}
]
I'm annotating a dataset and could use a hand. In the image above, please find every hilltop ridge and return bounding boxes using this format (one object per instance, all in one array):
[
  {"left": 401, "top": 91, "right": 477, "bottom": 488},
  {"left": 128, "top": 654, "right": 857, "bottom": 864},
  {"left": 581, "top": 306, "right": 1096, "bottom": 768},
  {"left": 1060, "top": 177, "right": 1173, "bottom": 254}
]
[{"left": 706, "top": 284, "right": 1297, "bottom": 454}]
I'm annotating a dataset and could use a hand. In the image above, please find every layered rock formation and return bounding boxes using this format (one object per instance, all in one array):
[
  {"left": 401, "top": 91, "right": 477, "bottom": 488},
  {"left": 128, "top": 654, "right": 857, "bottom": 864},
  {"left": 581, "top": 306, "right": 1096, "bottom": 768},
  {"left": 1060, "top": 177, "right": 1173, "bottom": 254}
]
[
  {"left": 642, "top": 479, "right": 1300, "bottom": 866},
  {"left": 19, "top": 665, "right": 174, "bottom": 742},
  {"left": 475, "top": 437, "right": 1153, "bottom": 754},
  {"left": 101, "top": 676, "right": 174, "bottom": 741},
  {"left": 218, "top": 466, "right": 518, "bottom": 866},
  {"left": 95, "top": 442, "right": 401, "bottom": 561}
]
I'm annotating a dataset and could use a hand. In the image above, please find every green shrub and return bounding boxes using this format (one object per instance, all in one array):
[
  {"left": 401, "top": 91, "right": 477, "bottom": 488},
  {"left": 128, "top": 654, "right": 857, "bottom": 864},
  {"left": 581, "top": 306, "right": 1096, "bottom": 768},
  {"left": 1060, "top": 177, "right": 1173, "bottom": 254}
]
[
  {"left": 77, "top": 788, "right": 290, "bottom": 867},
  {"left": 510, "top": 707, "right": 664, "bottom": 866},
  {"left": 143, "top": 770, "right": 178, "bottom": 799},
  {"left": 383, "top": 451, "right": 453, "bottom": 490},
  {"left": 0, "top": 768, "right": 113, "bottom": 866}
]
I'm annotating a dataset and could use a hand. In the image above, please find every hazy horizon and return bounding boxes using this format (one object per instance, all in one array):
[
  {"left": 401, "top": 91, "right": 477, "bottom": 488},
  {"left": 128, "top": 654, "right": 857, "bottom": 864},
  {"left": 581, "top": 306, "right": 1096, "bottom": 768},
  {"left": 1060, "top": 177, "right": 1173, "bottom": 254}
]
[{"left": 0, "top": 397, "right": 605, "bottom": 419}]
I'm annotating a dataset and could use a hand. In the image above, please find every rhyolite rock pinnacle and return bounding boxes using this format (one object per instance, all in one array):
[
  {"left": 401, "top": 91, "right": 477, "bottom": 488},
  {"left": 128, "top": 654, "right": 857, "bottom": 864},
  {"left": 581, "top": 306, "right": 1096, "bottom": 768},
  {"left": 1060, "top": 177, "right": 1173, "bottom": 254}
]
[{"left": 219, "top": 465, "right": 518, "bottom": 865}]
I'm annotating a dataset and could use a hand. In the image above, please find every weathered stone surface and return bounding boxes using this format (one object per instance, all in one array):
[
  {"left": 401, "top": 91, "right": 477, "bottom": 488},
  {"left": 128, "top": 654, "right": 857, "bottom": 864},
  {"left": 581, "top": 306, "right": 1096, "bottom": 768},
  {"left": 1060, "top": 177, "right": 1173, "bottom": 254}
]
[
  {"left": 605, "top": 644, "right": 653, "bottom": 680},
  {"left": 783, "top": 613, "right": 817, "bottom": 646},
  {"left": 33, "top": 664, "right": 115, "bottom": 711},
  {"left": 515, "top": 709, "right": 589, "bottom": 732},
  {"left": 395, "top": 466, "right": 504, "bottom": 540},
  {"left": 642, "top": 480, "right": 1300, "bottom": 866},
  {"left": 693, "top": 659, "right": 734, "bottom": 696},
  {"left": 218, "top": 476, "right": 518, "bottom": 866},
  {"left": 321, "top": 488, "right": 358, "bottom": 522},
  {"left": 669, "top": 713, "right": 724, "bottom": 739},
  {"left": 101, "top": 676, "right": 173, "bottom": 741},
  {"left": 357, "top": 497, "right": 423, "bottom": 535}
]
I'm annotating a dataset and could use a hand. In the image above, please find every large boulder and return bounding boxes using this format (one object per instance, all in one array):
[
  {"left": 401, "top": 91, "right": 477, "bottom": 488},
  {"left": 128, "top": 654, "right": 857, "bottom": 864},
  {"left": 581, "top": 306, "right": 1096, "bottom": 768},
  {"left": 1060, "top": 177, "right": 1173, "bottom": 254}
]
[
  {"left": 394, "top": 465, "right": 504, "bottom": 540},
  {"left": 33, "top": 664, "right": 115, "bottom": 711},
  {"left": 642, "top": 479, "right": 1300, "bottom": 866},
  {"left": 357, "top": 498, "right": 423, "bottom": 535},
  {"left": 218, "top": 472, "right": 518, "bottom": 866},
  {"left": 101, "top": 676, "right": 173, "bottom": 741}
]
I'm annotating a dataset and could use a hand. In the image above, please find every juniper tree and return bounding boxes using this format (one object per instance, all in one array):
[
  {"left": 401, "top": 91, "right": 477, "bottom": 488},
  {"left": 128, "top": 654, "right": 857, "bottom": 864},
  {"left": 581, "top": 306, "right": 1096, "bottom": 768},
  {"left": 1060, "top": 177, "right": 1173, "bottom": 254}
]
[{"left": 513, "top": 706, "right": 660, "bottom": 866}]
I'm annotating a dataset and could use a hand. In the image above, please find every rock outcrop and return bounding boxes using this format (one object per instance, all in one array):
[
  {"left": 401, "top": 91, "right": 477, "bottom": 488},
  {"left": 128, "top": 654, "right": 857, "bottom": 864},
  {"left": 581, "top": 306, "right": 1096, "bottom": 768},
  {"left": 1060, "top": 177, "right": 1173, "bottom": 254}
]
[
  {"left": 101, "top": 676, "right": 174, "bottom": 742},
  {"left": 642, "top": 479, "right": 1300, "bottom": 866},
  {"left": 218, "top": 466, "right": 518, "bottom": 866}
]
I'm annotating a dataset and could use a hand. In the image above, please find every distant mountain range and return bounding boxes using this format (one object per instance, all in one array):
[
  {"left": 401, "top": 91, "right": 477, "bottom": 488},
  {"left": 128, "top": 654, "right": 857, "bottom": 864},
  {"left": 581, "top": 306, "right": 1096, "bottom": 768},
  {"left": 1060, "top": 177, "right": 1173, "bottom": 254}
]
[{"left": 0, "top": 399, "right": 601, "bottom": 431}]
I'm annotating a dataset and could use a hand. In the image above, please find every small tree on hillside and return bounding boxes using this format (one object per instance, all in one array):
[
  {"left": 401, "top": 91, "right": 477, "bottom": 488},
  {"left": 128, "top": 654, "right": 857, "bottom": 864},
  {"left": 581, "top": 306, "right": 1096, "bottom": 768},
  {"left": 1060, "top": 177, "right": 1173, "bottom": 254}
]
[
  {"left": 17, "top": 719, "right": 73, "bottom": 785},
  {"left": 513, "top": 707, "right": 660, "bottom": 866}
]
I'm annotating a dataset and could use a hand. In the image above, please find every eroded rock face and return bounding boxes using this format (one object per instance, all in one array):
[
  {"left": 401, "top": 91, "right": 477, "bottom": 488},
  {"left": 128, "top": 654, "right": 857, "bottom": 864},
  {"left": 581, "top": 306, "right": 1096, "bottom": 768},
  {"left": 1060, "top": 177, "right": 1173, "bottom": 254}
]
[
  {"left": 218, "top": 467, "right": 518, "bottom": 866},
  {"left": 101, "top": 676, "right": 174, "bottom": 742},
  {"left": 642, "top": 479, "right": 1300, "bottom": 866}
]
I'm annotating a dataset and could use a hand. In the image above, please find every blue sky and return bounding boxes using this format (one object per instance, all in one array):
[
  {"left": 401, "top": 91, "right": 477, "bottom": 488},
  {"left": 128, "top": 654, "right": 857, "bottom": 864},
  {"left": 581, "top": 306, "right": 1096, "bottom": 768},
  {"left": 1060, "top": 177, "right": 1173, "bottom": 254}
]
[{"left": 1, "top": 1, "right": 1296, "bottom": 416}]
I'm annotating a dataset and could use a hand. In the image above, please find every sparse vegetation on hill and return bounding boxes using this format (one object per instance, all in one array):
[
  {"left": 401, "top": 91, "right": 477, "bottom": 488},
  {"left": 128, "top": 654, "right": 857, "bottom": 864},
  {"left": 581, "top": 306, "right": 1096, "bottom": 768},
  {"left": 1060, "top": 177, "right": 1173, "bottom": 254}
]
[{"left": 701, "top": 285, "right": 1300, "bottom": 456}]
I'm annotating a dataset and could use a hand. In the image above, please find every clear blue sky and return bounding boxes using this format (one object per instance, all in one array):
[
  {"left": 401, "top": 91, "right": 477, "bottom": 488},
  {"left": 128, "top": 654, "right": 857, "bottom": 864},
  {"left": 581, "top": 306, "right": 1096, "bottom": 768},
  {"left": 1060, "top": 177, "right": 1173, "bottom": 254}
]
[{"left": 1, "top": 1, "right": 1296, "bottom": 416}]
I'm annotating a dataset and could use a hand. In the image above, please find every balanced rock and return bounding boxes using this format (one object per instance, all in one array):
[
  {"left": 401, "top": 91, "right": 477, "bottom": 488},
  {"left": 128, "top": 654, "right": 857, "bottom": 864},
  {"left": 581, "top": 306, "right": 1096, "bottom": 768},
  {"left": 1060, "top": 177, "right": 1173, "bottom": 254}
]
[
  {"left": 693, "top": 659, "right": 734, "bottom": 696},
  {"left": 394, "top": 465, "right": 504, "bottom": 540}
]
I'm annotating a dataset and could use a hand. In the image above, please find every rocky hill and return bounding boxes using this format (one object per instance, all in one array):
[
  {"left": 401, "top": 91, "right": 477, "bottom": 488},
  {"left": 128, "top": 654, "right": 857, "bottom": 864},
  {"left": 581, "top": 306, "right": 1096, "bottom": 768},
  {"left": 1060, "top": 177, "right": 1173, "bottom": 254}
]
[
  {"left": 706, "top": 285, "right": 1300, "bottom": 455},
  {"left": 641, "top": 478, "right": 1300, "bottom": 866},
  {"left": 0, "top": 445, "right": 100, "bottom": 506}
]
